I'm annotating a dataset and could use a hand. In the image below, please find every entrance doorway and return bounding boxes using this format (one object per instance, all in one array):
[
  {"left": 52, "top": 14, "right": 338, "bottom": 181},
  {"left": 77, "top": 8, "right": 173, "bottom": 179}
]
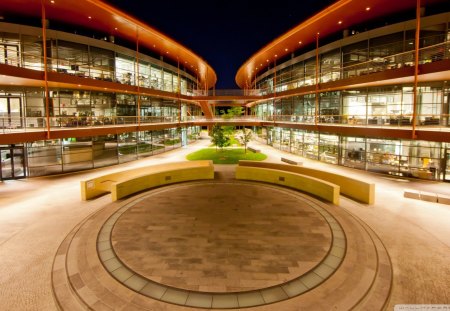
[
  {"left": 0, "top": 96, "right": 22, "bottom": 129},
  {"left": 0, "top": 145, "right": 26, "bottom": 180},
  {"left": 444, "top": 148, "right": 450, "bottom": 182}
]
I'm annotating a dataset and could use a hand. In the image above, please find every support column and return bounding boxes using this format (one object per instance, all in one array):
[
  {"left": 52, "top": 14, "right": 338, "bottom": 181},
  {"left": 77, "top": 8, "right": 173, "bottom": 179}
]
[
  {"left": 315, "top": 33, "right": 320, "bottom": 127},
  {"left": 136, "top": 28, "right": 141, "bottom": 126},
  {"left": 41, "top": 0, "right": 51, "bottom": 138},
  {"left": 273, "top": 57, "right": 277, "bottom": 124},
  {"left": 177, "top": 58, "right": 182, "bottom": 123},
  {"left": 412, "top": 0, "right": 421, "bottom": 139}
]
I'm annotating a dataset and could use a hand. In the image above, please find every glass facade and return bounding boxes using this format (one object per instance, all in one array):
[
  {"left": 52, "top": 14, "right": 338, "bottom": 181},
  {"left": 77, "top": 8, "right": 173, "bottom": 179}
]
[
  {"left": 26, "top": 126, "right": 201, "bottom": 177},
  {"left": 0, "top": 88, "right": 202, "bottom": 129},
  {"left": 250, "top": 14, "right": 450, "bottom": 181},
  {"left": 0, "top": 25, "right": 197, "bottom": 93},
  {"left": 0, "top": 21, "right": 204, "bottom": 180},
  {"left": 1, "top": 12, "right": 449, "bottom": 183},
  {"left": 253, "top": 15, "right": 450, "bottom": 126},
  {"left": 258, "top": 126, "right": 448, "bottom": 181}
]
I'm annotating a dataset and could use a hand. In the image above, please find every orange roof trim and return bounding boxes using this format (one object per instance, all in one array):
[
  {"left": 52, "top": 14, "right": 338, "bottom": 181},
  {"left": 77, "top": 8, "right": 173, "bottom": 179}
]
[
  {"left": 0, "top": 0, "right": 217, "bottom": 88},
  {"left": 235, "top": 0, "right": 445, "bottom": 88}
]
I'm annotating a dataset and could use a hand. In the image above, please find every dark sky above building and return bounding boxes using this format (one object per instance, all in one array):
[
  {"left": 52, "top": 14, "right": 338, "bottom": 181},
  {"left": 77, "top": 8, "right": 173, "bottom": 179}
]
[{"left": 107, "top": 0, "right": 335, "bottom": 89}]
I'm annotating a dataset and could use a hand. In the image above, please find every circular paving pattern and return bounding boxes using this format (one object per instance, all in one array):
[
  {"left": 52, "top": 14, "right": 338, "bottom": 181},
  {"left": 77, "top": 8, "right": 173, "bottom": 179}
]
[
  {"left": 97, "top": 181, "right": 346, "bottom": 308},
  {"left": 111, "top": 182, "right": 332, "bottom": 291}
]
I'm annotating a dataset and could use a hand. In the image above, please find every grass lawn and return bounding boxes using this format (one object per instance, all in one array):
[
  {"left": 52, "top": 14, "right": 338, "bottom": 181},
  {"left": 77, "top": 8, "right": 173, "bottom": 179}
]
[{"left": 186, "top": 148, "right": 267, "bottom": 164}]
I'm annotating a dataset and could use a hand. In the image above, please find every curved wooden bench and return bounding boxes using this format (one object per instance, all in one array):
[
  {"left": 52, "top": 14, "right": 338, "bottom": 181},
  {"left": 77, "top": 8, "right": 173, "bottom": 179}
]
[
  {"left": 81, "top": 160, "right": 214, "bottom": 201},
  {"left": 235, "top": 166, "right": 340, "bottom": 205},
  {"left": 238, "top": 161, "right": 375, "bottom": 204}
]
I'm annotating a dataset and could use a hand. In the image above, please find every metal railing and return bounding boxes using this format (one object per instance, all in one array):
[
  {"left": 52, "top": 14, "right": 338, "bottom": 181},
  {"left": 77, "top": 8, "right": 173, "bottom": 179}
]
[
  {"left": 193, "top": 89, "right": 262, "bottom": 96},
  {"left": 0, "top": 45, "right": 198, "bottom": 96},
  {"left": 255, "top": 40, "right": 450, "bottom": 95},
  {"left": 1, "top": 113, "right": 449, "bottom": 135},
  {"left": 0, "top": 115, "right": 192, "bottom": 134},
  {"left": 257, "top": 113, "right": 450, "bottom": 129}
]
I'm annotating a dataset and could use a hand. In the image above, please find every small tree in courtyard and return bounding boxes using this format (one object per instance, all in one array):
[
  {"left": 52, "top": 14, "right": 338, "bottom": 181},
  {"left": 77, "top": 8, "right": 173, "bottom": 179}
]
[
  {"left": 211, "top": 124, "right": 230, "bottom": 151},
  {"left": 236, "top": 128, "right": 252, "bottom": 153}
]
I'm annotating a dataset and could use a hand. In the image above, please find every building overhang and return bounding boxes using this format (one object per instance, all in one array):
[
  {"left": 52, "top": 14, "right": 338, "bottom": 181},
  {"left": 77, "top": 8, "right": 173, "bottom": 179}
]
[
  {"left": 235, "top": 0, "right": 446, "bottom": 88},
  {"left": 0, "top": 0, "right": 217, "bottom": 88},
  {"left": 265, "top": 122, "right": 450, "bottom": 143},
  {"left": 0, "top": 63, "right": 200, "bottom": 106},
  {"left": 245, "top": 60, "right": 450, "bottom": 107}
]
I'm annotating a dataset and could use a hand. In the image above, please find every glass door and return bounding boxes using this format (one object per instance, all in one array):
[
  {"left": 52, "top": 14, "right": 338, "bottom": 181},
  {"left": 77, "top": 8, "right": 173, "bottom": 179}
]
[
  {"left": 0, "top": 146, "right": 26, "bottom": 180},
  {"left": 0, "top": 96, "right": 22, "bottom": 129},
  {"left": 444, "top": 149, "right": 450, "bottom": 182},
  {"left": 0, "top": 44, "right": 20, "bottom": 66}
]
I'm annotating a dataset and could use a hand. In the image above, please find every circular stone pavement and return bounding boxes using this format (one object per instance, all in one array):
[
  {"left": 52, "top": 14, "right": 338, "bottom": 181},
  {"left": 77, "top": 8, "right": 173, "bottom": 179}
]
[
  {"left": 96, "top": 181, "right": 347, "bottom": 308},
  {"left": 111, "top": 182, "right": 332, "bottom": 292}
]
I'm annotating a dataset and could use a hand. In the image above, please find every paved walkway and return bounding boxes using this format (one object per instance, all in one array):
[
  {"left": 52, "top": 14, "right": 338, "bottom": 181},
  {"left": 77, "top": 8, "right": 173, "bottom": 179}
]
[{"left": 0, "top": 133, "right": 449, "bottom": 310}]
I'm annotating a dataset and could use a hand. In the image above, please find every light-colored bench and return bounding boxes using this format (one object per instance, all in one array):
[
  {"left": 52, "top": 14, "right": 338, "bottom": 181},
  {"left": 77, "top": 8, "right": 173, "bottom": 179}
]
[
  {"left": 238, "top": 161, "right": 375, "bottom": 204},
  {"left": 281, "top": 157, "right": 301, "bottom": 165},
  {"left": 235, "top": 166, "right": 340, "bottom": 205},
  {"left": 81, "top": 160, "right": 214, "bottom": 201},
  {"left": 404, "top": 189, "right": 450, "bottom": 205}
]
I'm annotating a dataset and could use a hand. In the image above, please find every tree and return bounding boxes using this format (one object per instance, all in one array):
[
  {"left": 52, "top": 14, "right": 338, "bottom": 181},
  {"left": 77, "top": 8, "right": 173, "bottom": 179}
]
[
  {"left": 211, "top": 124, "right": 230, "bottom": 151},
  {"left": 236, "top": 128, "right": 253, "bottom": 153},
  {"left": 221, "top": 106, "right": 244, "bottom": 120},
  {"left": 220, "top": 106, "right": 244, "bottom": 138}
]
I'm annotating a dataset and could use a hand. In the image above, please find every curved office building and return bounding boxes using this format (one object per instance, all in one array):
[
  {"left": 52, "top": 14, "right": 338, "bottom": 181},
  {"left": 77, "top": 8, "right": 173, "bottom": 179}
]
[
  {"left": 237, "top": 0, "right": 450, "bottom": 181},
  {"left": 1, "top": 0, "right": 449, "bottom": 182},
  {"left": 0, "top": 0, "right": 216, "bottom": 179},
  {"left": 1, "top": 0, "right": 450, "bottom": 310}
]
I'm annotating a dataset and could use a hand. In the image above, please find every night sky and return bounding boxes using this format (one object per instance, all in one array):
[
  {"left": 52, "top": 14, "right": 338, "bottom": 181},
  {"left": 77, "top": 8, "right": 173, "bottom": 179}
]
[{"left": 107, "top": 0, "right": 336, "bottom": 89}]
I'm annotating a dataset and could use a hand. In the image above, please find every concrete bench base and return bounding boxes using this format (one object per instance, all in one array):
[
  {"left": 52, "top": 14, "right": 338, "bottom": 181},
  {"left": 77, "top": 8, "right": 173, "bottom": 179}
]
[
  {"left": 281, "top": 157, "right": 301, "bottom": 165},
  {"left": 404, "top": 189, "right": 450, "bottom": 205},
  {"left": 420, "top": 191, "right": 438, "bottom": 203},
  {"left": 437, "top": 194, "right": 450, "bottom": 205},
  {"left": 404, "top": 189, "right": 421, "bottom": 200}
]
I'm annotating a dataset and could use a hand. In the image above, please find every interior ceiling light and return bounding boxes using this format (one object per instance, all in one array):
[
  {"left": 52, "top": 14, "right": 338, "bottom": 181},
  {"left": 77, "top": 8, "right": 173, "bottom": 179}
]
[
  {"left": 50, "top": 0, "right": 55, "bottom": 3},
  {"left": 338, "top": 21, "right": 343, "bottom": 24},
  {"left": 88, "top": 16, "right": 92, "bottom": 19},
  {"left": 285, "top": 48, "right": 288, "bottom": 51},
  {"left": 366, "top": 7, "right": 371, "bottom": 11},
  {"left": 299, "top": 41, "right": 302, "bottom": 44},
  {"left": 114, "top": 27, "right": 118, "bottom": 30}
]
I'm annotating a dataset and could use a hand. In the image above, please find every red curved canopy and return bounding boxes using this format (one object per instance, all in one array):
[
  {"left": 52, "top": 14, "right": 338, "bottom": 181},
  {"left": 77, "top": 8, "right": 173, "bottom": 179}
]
[
  {"left": 235, "top": 0, "right": 445, "bottom": 88},
  {"left": 0, "top": 0, "right": 217, "bottom": 88}
]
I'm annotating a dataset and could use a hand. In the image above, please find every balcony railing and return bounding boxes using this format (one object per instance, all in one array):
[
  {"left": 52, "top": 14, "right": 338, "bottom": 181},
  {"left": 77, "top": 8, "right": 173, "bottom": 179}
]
[
  {"left": 193, "top": 89, "right": 262, "bottom": 96},
  {"left": 2, "top": 113, "right": 449, "bottom": 135},
  {"left": 0, "top": 45, "right": 198, "bottom": 96},
  {"left": 256, "top": 40, "right": 450, "bottom": 95},
  {"left": 0, "top": 115, "right": 197, "bottom": 134}
]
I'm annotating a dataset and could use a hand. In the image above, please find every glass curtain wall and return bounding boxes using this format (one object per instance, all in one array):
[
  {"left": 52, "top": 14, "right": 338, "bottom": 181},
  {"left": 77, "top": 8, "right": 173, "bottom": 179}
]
[
  {"left": 252, "top": 83, "right": 447, "bottom": 127},
  {"left": 253, "top": 17, "right": 449, "bottom": 94},
  {"left": 1, "top": 88, "right": 202, "bottom": 129},
  {"left": 0, "top": 29, "right": 198, "bottom": 95},
  {"left": 258, "top": 126, "right": 445, "bottom": 180},
  {"left": 25, "top": 126, "right": 200, "bottom": 177}
]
